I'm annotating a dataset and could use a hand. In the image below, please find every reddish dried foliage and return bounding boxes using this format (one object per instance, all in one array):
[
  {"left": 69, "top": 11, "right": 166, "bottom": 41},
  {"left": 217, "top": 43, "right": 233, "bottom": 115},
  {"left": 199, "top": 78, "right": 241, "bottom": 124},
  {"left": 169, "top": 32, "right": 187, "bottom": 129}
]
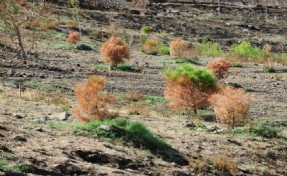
[
  {"left": 73, "top": 76, "right": 115, "bottom": 122},
  {"left": 170, "top": 39, "right": 189, "bottom": 58},
  {"left": 207, "top": 59, "right": 230, "bottom": 79},
  {"left": 101, "top": 36, "right": 130, "bottom": 66},
  {"left": 165, "top": 79, "right": 216, "bottom": 113},
  {"left": 67, "top": 32, "right": 80, "bottom": 44},
  {"left": 209, "top": 86, "right": 251, "bottom": 128}
]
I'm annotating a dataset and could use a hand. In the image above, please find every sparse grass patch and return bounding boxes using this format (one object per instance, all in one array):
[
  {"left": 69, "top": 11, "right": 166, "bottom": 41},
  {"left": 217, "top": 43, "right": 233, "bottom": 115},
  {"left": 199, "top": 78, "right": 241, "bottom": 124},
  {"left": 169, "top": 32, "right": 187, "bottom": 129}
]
[
  {"left": 115, "top": 63, "right": 140, "bottom": 72},
  {"left": 74, "top": 119, "right": 171, "bottom": 151},
  {"left": 195, "top": 42, "right": 223, "bottom": 57},
  {"left": 123, "top": 92, "right": 146, "bottom": 102},
  {"left": 230, "top": 41, "right": 264, "bottom": 60},
  {"left": 126, "top": 101, "right": 151, "bottom": 116},
  {"left": 0, "top": 152, "right": 30, "bottom": 173},
  {"left": 94, "top": 64, "right": 110, "bottom": 71},
  {"left": 231, "top": 63, "right": 243, "bottom": 67},
  {"left": 146, "top": 95, "right": 169, "bottom": 105}
]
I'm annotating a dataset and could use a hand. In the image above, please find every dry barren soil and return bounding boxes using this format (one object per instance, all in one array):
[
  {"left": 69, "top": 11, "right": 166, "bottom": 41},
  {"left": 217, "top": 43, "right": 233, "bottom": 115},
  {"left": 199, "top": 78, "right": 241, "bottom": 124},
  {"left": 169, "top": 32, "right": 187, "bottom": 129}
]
[{"left": 0, "top": 1, "right": 287, "bottom": 176}]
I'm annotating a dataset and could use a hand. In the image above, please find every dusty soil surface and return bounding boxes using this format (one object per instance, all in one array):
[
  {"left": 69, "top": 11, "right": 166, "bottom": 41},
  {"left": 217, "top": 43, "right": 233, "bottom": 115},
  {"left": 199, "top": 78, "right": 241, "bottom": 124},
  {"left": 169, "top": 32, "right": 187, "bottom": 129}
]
[{"left": 0, "top": 1, "right": 287, "bottom": 176}]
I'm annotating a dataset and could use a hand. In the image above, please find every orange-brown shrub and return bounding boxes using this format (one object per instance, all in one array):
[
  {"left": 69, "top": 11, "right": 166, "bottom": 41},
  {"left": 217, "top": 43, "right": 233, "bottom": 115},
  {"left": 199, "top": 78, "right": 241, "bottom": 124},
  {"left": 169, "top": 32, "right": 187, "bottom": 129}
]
[
  {"left": 169, "top": 38, "right": 189, "bottom": 58},
  {"left": 165, "top": 64, "right": 217, "bottom": 114},
  {"left": 66, "top": 20, "right": 78, "bottom": 29},
  {"left": 16, "top": 0, "right": 27, "bottom": 6},
  {"left": 212, "top": 154, "right": 237, "bottom": 174},
  {"left": 123, "top": 92, "right": 145, "bottom": 102},
  {"left": 141, "top": 39, "right": 159, "bottom": 55},
  {"left": 209, "top": 86, "right": 252, "bottom": 128},
  {"left": 67, "top": 32, "right": 80, "bottom": 44},
  {"left": 207, "top": 59, "right": 230, "bottom": 79},
  {"left": 263, "top": 43, "right": 272, "bottom": 53},
  {"left": 101, "top": 36, "right": 130, "bottom": 66},
  {"left": 73, "top": 75, "right": 115, "bottom": 122}
]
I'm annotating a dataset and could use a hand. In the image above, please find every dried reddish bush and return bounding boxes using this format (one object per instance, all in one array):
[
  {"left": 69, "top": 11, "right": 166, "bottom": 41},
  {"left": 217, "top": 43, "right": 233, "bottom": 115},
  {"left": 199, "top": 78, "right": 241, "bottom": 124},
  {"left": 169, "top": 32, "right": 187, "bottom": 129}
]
[
  {"left": 169, "top": 38, "right": 189, "bottom": 58},
  {"left": 209, "top": 86, "right": 252, "bottom": 128},
  {"left": 141, "top": 39, "right": 159, "bottom": 55},
  {"left": 212, "top": 154, "right": 237, "bottom": 174},
  {"left": 66, "top": 20, "right": 78, "bottom": 29},
  {"left": 16, "top": 0, "right": 27, "bottom": 6},
  {"left": 165, "top": 64, "right": 217, "bottom": 114},
  {"left": 263, "top": 43, "right": 272, "bottom": 53},
  {"left": 123, "top": 92, "right": 145, "bottom": 102},
  {"left": 73, "top": 76, "right": 115, "bottom": 122},
  {"left": 207, "top": 59, "right": 230, "bottom": 79},
  {"left": 101, "top": 36, "right": 130, "bottom": 66},
  {"left": 67, "top": 32, "right": 80, "bottom": 44}
]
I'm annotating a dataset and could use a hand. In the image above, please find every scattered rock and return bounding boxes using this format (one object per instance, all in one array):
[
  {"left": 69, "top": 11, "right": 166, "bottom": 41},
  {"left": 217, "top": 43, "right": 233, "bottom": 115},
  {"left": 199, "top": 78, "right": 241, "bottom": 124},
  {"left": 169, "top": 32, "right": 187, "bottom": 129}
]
[
  {"left": 181, "top": 120, "right": 196, "bottom": 129},
  {"left": 48, "top": 112, "right": 69, "bottom": 121},
  {"left": 99, "top": 124, "right": 112, "bottom": 131},
  {"left": 7, "top": 69, "right": 16, "bottom": 76},
  {"left": 13, "top": 114, "right": 24, "bottom": 119},
  {"left": 34, "top": 117, "right": 48, "bottom": 123},
  {"left": 227, "top": 138, "right": 242, "bottom": 146},
  {"left": 14, "top": 135, "right": 27, "bottom": 142}
]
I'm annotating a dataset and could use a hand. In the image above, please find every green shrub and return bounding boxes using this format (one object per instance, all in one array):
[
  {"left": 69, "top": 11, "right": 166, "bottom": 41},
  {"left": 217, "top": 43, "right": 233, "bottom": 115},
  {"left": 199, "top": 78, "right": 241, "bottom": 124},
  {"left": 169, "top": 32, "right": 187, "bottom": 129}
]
[
  {"left": 231, "top": 42, "right": 264, "bottom": 59},
  {"left": 115, "top": 63, "right": 140, "bottom": 72},
  {"left": 141, "top": 26, "right": 152, "bottom": 34},
  {"left": 165, "top": 64, "right": 216, "bottom": 89},
  {"left": 263, "top": 67, "right": 276, "bottom": 73},
  {"left": 159, "top": 44, "right": 170, "bottom": 55},
  {"left": 195, "top": 42, "right": 223, "bottom": 57},
  {"left": 94, "top": 64, "right": 110, "bottom": 71},
  {"left": 250, "top": 123, "right": 279, "bottom": 138},
  {"left": 74, "top": 119, "right": 170, "bottom": 151}
]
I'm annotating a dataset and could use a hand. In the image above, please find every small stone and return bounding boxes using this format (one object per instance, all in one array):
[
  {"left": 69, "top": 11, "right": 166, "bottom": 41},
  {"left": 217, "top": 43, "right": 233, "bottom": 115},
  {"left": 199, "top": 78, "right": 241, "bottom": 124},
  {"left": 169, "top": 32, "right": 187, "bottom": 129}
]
[
  {"left": 7, "top": 69, "right": 16, "bottom": 76},
  {"left": 35, "top": 128, "right": 45, "bottom": 132},
  {"left": 14, "top": 135, "right": 27, "bottom": 142},
  {"left": 34, "top": 117, "right": 48, "bottom": 123},
  {"left": 48, "top": 112, "right": 68, "bottom": 121},
  {"left": 13, "top": 114, "right": 24, "bottom": 119},
  {"left": 39, "top": 74, "right": 45, "bottom": 79},
  {"left": 181, "top": 120, "right": 196, "bottom": 128},
  {"left": 98, "top": 125, "right": 111, "bottom": 131}
]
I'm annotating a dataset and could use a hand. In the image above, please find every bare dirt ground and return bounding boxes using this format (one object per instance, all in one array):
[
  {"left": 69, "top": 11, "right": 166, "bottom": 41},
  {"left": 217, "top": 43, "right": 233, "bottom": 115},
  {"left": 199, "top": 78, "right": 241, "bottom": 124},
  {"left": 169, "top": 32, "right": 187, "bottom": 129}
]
[{"left": 0, "top": 1, "right": 287, "bottom": 176}]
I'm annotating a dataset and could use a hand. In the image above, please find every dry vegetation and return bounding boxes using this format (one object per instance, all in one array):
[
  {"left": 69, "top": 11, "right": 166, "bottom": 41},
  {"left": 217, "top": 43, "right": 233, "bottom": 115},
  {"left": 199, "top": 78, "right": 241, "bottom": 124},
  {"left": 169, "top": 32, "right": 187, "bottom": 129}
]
[
  {"left": 101, "top": 36, "right": 130, "bottom": 67},
  {"left": 73, "top": 76, "right": 115, "bottom": 121},
  {"left": 0, "top": 1, "right": 287, "bottom": 175}
]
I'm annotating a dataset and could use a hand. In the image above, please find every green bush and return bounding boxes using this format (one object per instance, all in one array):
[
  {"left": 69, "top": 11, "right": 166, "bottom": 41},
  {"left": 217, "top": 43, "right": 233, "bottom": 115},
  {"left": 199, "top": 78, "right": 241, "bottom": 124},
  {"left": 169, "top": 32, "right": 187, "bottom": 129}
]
[
  {"left": 141, "top": 26, "right": 152, "bottom": 34},
  {"left": 263, "top": 67, "right": 276, "bottom": 73},
  {"left": 231, "top": 42, "right": 264, "bottom": 59},
  {"left": 250, "top": 123, "right": 279, "bottom": 138},
  {"left": 165, "top": 64, "right": 216, "bottom": 89},
  {"left": 159, "top": 44, "right": 170, "bottom": 55},
  {"left": 74, "top": 119, "right": 170, "bottom": 151},
  {"left": 195, "top": 42, "right": 223, "bottom": 57}
]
